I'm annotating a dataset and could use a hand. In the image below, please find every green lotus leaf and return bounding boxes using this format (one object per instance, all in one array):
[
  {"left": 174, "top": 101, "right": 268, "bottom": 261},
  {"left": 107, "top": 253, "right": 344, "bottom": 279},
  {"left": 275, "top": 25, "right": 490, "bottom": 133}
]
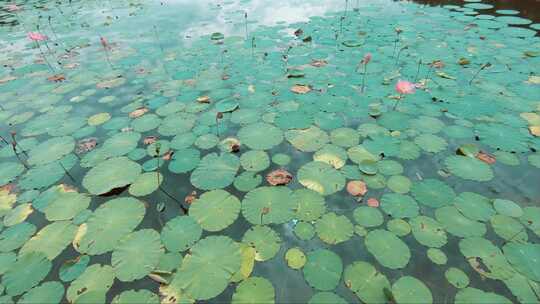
[
  {"left": 215, "top": 99, "right": 239, "bottom": 113},
  {"left": 42, "top": 190, "right": 90, "bottom": 221},
  {"left": 66, "top": 264, "right": 115, "bottom": 303},
  {"left": 271, "top": 153, "right": 291, "bottom": 166},
  {"left": 365, "top": 229, "right": 410, "bottom": 269},
  {"left": 190, "top": 152, "right": 239, "bottom": 190},
  {"left": 0, "top": 221, "right": 35, "bottom": 252},
  {"left": 169, "top": 236, "right": 241, "bottom": 300},
  {"left": 298, "top": 161, "right": 345, "bottom": 195},
  {"left": 131, "top": 114, "right": 161, "bottom": 133},
  {"left": 28, "top": 136, "right": 74, "bottom": 166},
  {"left": 2, "top": 252, "right": 51, "bottom": 296},
  {"left": 427, "top": 248, "right": 447, "bottom": 265},
  {"left": 112, "top": 289, "right": 159, "bottom": 304},
  {"left": 285, "top": 247, "right": 306, "bottom": 269},
  {"left": 0, "top": 252, "right": 16, "bottom": 275},
  {"left": 475, "top": 123, "right": 530, "bottom": 152},
  {"left": 231, "top": 277, "right": 275, "bottom": 304},
  {"left": 241, "top": 187, "right": 295, "bottom": 225},
  {"left": 156, "top": 252, "right": 183, "bottom": 273},
  {"left": 459, "top": 237, "right": 515, "bottom": 280},
  {"left": 18, "top": 281, "right": 64, "bottom": 304},
  {"left": 380, "top": 193, "right": 419, "bottom": 219},
  {"left": 285, "top": 126, "right": 329, "bottom": 152},
  {"left": 444, "top": 155, "right": 494, "bottom": 182},
  {"left": 387, "top": 175, "right": 411, "bottom": 194},
  {"left": 454, "top": 288, "right": 511, "bottom": 304},
  {"left": 503, "top": 272, "right": 540, "bottom": 304},
  {"left": 233, "top": 171, "right": 262, "bottom": 192},
  {"left": 315, "top": 212, "right": 354, "bottom": 245},
  {"left": 74, "top": 197, "right": 145, "bottom": 255},
  {"left": 88, "top": 112, "right": 111, "bottom": 126},
  {"left": 3, "top": 203, "right": 33, "bottom": 226},
  {"left": 0, "top": 162, "right": 25, "bottom": 186},
  {"left": 359, "top": 159, "right": 378, "bottom": 175},
  {"left": 308, "top": 292, "right": 347, "bottom": 304},
  {"left": 435, "top": 206, "right": 486, "bottom": 238},
  {"left": 503, "top": 242, "right": 540, "bottom": 282},
  {"left": 294, "top": 222, "right": 315, "bottom": 240},
  {"left": 59, "top": 255, "right": 90, "bottom": 282},
  {"left": 240, "top": 150, "right": 270, "bottom": 172},
  {"left": 161, "top": 216, "right": 202, "bottom": 252},
  {"left": 242, "top": 225, "right": 281, "bottom": 262},
  {"left": 347, "top": 145, "right": 379, "bottom": 164},
  {"left": 410, "top": 179, "right": 455, "bottom": 208},
  {"left": 0, "top": 188, "right": 16, "bottom": 217},
  {"left": 330, "top": 128, "right": 360, "bottom": 148},
  {"left": 194, "top": 134, "right": 219, "bottom": 150},
  {"left": 303, "top": 249, "right": 342, "bottom": 291},
  {"left": 493, "top": 199, "right": 523, "bottom": 218},
  {"left": 313, "top": 144, "right": 347, "bottom": 169},
  {"left": 490, "top": 214, "right": 528, "bottom": 242},
  {"left": 190, "top": 189, "right": 241, "bottom": 232},
  {"left": 230, "top": 243, "right": 256, "bottom": 283},
  {"left": 128, "top": 172, "right": 162, "bottom": 197},
  {"left": 112, "top": 229, "right": 164, "bottom": 281},
  {"left": 353, "top": 206, "right": 383, "bottom": 227},
  {"left": 392, "top": 276, "right": 433, "bottom": 304},
  {"left": 520, "top": 207, "right": 540, "bottom": 237},
  {"left": 82, "top": 156, "right": 142, "bottom": 195},
  {"left": 454, "top": 192, "right": 495, "bottom": 222},
  {"left": 414, "top": 134, "right": 447, "bottom": 153},
  {"left": 344, "top": 261, "right": 390, "bottom": 304},
  {"left": 445, "top": 267, "right": 469, "bottom": 289},
  {"left": 168, "top": 148, "right": 200, "bottom": 174},
  {"left": 20, "top": 221, "right": 77, "bottom": 259},
  {"left": 238, "top": 122, "right": 283, "bottom": 150},
  {"left": 377, "top": 160, "right": 404, "bottom": 176},
  {"left": 293, "top": 189, "right": 326, "bottom": 222},
  {"left": 410, "top": 216, "right": 447, "bottom": 248},
  {"left": 387, "top": 218, "right": 411, "bottom": 236},
  {"left": 398, "top": 140, "right": 421, "bottom": 160}
]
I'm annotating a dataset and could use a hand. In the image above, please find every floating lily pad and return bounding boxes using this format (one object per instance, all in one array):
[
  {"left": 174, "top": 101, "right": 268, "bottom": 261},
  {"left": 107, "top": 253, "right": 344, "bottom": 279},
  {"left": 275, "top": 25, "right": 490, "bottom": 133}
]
[
  {"left": 20, "top": 221, "right": 77, "bottom": 259},
  {"left": 344, "top": 261, "right": 390, "bottom": 304},
  {"left": 2, "top": 252, "right": 51, "bottom": 296},
  {"left": 294, "top": 222, "right": 315, "bottom": 240},
  {"left": 285, "top": 126, "right": 329, "bottom": 152},
  {"left": 242, "top": 225, "right": 281, "bottom": 262},
  {"left": 59, "top": 255, "right": 91, "bottom": 282},
  {"left": 436, "top": 206, "right": 486, "bottom": 238},
  {"left": 293, "top": 189, "right": 326, "bottom": 222},
  {"left": 28, "top": 136, "right": 74, "bottom": 166},
  {"left": 169, "top": 236, "right": 241, "bottom": 300},
  {"left": 427, "top": 248, "right": 447, "bottom": 265},
  {"left": 238, "top": 123, "right": 283, "bottom": 150},
  {"left": 161, "top": 216, "right": 202, "bottom": 252},
  {"left": 411, "top": 179, "right": 455, "bottom": 208},
  {"left": 410, "top": 216, "right": 447, "bottom": 248},
  {"left": 353, "top": 206, "right": 384, "bottom": 227},
  {"left": 298, "top": 161, "right": 345, "bottom": 195},
  {"left": 240, "top": 150, "right": 270, "bottom": 172},
  {"left": 503, "top": 242, "right": 540, "bottom": 282},
  {"left": 82, "top": 156, "right": 142, "bottom": 195},
  {"left": 303, "top": 249, "right": 342, "bottom": 291},
  {"left": 19, "top": 281, "right": 64, "bottom": 304},
  {"left": 242, "top": 186, "right": 295, "bottom": 225},
  {"left": 111, "top": 290, "right": 159, "bottom": 304},
  {"left": 454, "top": 288, "right": 511, "bottom": 304},
  {"left": 231, "top": 277, "right": 275, "bottom": 304},
  {"left": 66, "top": 264, "right": 115, "bottom": 303},
  {"left": 444, "top": 156, "right": 494, "bottom": 182},
  {"left": 190, "top": 190, "right": 241, "bottom": 231},
  {"left": 380, "top": 193, "right": 419, "bottom": 219},
  {"left": 74, "top": 197, "right": 145, "bottom": 255},
  {"left": 190, "top": 153, "right": 239, "bottom": 190},
  {"left": 112, "top": 229, "right": 163, "bottom": 281},
  {"left": 445, "top": 267, "right": 469, "bottom": 288},
  {"left": 315, "top": 212, "right": 354, "bottom": 245},
  {"left": 392, "top": 276, "right": 433, "bottom": 304},
  {"left": 285, "top": 248, "right": 307, "bottom": 269},
  {"left": 365, "top": 229, "right": 411, "bottom": 269}
]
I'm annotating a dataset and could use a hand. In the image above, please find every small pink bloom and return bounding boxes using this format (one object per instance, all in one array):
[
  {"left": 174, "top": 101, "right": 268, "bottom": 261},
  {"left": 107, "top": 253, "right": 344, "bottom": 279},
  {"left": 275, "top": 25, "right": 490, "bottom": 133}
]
[
  {"left": 362, "top": 53, "right": 372, "bottom": 65},
  {"left": 395, "top": 80, "right": 415, "bottom": 95},
  {"left": 100, "top": 37, "right": 109, "bottom": 49},
  {"left": 27, "top": 32, "right": 48, "bottom": 41},
  {"left": 367, "top": 198, "right": 379, "bottom": 208},
  {"left": 5, "top": 4, "right": 21, "bottom": 12}
]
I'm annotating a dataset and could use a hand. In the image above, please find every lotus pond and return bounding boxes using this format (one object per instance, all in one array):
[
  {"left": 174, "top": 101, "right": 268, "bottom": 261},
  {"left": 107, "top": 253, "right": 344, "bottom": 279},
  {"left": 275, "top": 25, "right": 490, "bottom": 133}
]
[{"left": 1, "top": 0, "right": 540, "bottom": 303}]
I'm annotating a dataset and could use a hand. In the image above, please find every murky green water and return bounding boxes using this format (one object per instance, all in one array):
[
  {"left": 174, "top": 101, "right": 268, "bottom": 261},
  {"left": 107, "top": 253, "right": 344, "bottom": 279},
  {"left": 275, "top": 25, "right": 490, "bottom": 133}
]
[{"left": 1, "top": 0, "right": 540, "bottom": 303}]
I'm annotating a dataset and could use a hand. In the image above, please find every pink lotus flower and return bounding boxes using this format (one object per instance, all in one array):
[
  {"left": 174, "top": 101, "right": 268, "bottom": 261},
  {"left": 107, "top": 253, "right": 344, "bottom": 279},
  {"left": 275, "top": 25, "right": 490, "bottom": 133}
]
[
  {"left": 361, "top": 53, "right": 372, "bottom": 65},
  {"left": 27, "top": 32, "right": 48, "bottom": 42},
  {"left": 395, "top": 80, "right": 415, "bottom": 95},
  {"left": 5, "top": 4, "right": 21, "bottom": 12}
]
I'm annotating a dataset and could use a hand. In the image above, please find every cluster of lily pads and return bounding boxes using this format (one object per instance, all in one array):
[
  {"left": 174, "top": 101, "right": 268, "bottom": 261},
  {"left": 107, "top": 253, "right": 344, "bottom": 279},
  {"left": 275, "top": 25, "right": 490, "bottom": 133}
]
[{"left": 1, "top": 0, "right": 540, "bottom": 303}]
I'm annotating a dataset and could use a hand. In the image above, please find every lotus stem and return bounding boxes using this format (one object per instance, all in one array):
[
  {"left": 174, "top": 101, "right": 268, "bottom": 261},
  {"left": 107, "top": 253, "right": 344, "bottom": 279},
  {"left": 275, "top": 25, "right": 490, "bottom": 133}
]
[
  {"left": 424, "top": 63, "right": 433, "bottom": 83},
  {"left": 392, "top": 32, "right": 401, "bottom": 58},
  {"left": 393, "top": 95, "right": 402, "bottom": 110},
  {"left": 355, "top": 0, "right": 360, "bottom": 11},
  {"left": 159, "top": 187, "right": 188, "bottom": 214},
  {"left": 155, "top": 143, "right": 161, "bottom": 186},
  {"left": 0, "top": 135, "right": 9, "bottom": 146},
  {"left": 414, "top": 59, "right": 422, "bottom": 83},
  {"left": 394, "top": 45, "right": 408, "bottom": 68},
  {"left": 35, "top": 41, "right": 56, "bottom": 73},
  {"left": 339, "top": 16, "right": 345, "bottom": 37},
  {"left": 244, "top": 11, "right": 248, "bottom": 40},
  {"left": 469, "top": 62, "right": 491, "bottom": 85},
  {"left": 59, "top": 161, "right": 76, "bottom": 183},
  {"left": 344, "top": 0, "right": 349, "bottom": 18},
  {"left": 251, "top": 36, "right": 255, "bottom": 58},
  {"left": 361, "top": 64, "right": 367, "bottom": 93},
  {"left": 10, "top": 132, "right": 28, "bottom": 158}
]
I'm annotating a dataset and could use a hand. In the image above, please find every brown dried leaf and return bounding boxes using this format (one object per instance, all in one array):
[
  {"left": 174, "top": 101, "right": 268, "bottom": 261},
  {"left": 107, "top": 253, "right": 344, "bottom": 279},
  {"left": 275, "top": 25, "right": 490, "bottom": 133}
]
[
  {"left": 346, "top": 181, "right": 367, "bottom": 197},
  {"left": 530, "top": 125, "right": 540, "bottom": 137},
  {"left": 144, "top": 136, "right": 158, "bottom": 145},
  {"left": 310, "top": 60, "right": 328, "bottom": 67},
  {"left": 184, "top": 191, "right": 197, "bottom": 205},
  {"left": 47, "top": 74, "right": 66, "bottom": 82},
  {"left": 290, "top": 84, "right": 311, "bottom": 94},
  {"left": 76, "top": 137, "right": 98, "bottom": 154},
  {"left": 266, "top": 169, "right": 293, "bottom": 186},
  {"left": 476, "top": 151, "right": 496, "bottom": 165},
  {"left": 197, "top": 96, "right": 210, "bottom": 103},
  {"left": 129, "top": 107, "right": 149, "bottom": 118}
]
